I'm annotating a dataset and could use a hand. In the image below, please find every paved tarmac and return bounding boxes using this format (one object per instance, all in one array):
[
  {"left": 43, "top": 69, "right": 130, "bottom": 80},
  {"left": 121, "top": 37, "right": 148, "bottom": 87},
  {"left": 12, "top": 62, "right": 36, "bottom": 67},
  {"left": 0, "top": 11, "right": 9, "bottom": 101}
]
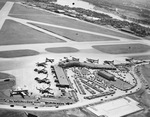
[{"left": 0, "top": 0, "right": 149, "bottom": 111}]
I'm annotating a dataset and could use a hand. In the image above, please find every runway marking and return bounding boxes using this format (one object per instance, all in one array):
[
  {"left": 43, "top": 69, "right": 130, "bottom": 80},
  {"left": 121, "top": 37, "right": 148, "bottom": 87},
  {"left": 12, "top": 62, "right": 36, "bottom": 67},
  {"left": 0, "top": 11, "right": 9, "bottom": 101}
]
[
  {"left": 0, "top": 2, "right": 14, "bottom": 30},
  {"left": 0, "top": 2, "right": 149, "bottom": 60},
  {"left": 9, "top": 16, "right": 137, "bottom": 41}
]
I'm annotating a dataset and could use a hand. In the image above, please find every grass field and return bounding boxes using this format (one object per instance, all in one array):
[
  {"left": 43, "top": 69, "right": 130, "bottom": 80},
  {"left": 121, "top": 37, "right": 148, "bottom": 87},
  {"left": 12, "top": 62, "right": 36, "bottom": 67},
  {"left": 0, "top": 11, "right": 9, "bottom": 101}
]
[
  {"left": 31, "top": 23, "right": 119, "bottom": 42},
  {"left": 0, "top": 72, "right": 15, "bottom": 79},
  {"left": 0, "top": 49, "right": 39, "bottom": 58},
  {"left": 139, "top": 91, "right": 150, "bottom": 108},
  {"left": 129, "top": 55, "right": 150, "bottom": 60},
  {"left": 144, "top": 36, "right": 150, "bottom": 40},
  {"left": 8, "top": 4, "right": 140, "bottom": 40},
  {"left": 9, "top": 3, "right": 58, "bottom": 16},
  {"left": 0, "top": 72, "right": 15, "bottom": 90},
  {"left": 45, "top": 47, "right": 79, "bottom": 53},
  {"left": 0, "top": 108, "right": 93, "bottom": 117},
  {"left": 0, "top": 110, "right": 25, "bottom": 117},
  {"left": 0, "top": 2, "right": 5, "bottom": 10},
  {"left": 0, "top": 0, "right": 20, "bottom": 2},
  {"left": 141, "top": 64, "right": 150, "bottom": 85},
  {"left": 0, "top": 110, "right": 65, "bottom": 117},
  {"left": 92, "top": 44, "right": 150, "bottom": 54},
  {"left": 0, "top": 80, "right": 15, "bottom": 90},
  {"left": 0, "top": 73, "right": 15, "bottom": 90},
  {"left": 0, "top": 20, "right": 64, "bottom": 45}
]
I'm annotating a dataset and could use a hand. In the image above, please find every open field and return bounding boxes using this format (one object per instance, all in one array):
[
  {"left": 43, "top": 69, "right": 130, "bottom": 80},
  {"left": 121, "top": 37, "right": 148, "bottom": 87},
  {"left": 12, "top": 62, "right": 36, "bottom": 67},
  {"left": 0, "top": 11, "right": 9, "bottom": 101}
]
[
  {"left": 0, "top": 78, "right": 15, "bottom": 90},
  {"left": 9, "top": 3, "right": 58, "bottom": 16},
  {"left": 129, "top": 55, "right": 150, "bottom": 60},
  {"left": 31, "top": 23, "right": 119, "bottom": 42},
  {"left": 92, "top": 44, "right": 150, "bottom": 54},
  {"left": 140, "top": 91, "right": 150, "bottom": 108},
  {"left": 0, "top": 110, "right": 26, "bottom": 117},
  {"left": 0, "top": 80, "right": 15, "bottom": 90},
  {"left": 141, "top": 64, "right": 150, "bottom": 85},
  {"left": 144, "top": 36, "right": 150, "bottom": 40},
  {"left": 0, "top": 49, "right": 39, "bottom": 58},
  {"left": 0, "top": 72, "right": 15, "bottom": 79},
  {"left": 0, "top": 108, "right": 93, "bottom": 117},
  {"left": 0, "top": 0, "right": 21, "bottom": 1},
  {"left": 45, "top": 47, "right": 79, "bottom": 53},
  {"left": 0, "top": 2, "right": 5, "bottom": 10},
  {"left": 8, "top": 4, "right": 140, "bottom": 40},
  {"left": 0, "top": 72, "right": 15, "bottom": 90},
  {"left": 0, "top": 20, "right": 64, "bottom": 45},
  {"left": 11, "top": 15, "right": 137, "bottom": 39}
]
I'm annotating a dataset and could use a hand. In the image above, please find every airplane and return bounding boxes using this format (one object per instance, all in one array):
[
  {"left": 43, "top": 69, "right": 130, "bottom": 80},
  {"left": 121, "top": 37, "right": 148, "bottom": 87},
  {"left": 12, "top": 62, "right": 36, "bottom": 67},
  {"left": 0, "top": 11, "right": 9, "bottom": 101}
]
[
  {"left": 63, "top": 57, "right": 71, "bottom": 62},
  {"left": 36, "top": 62, "right": 47, "bottom": 68},
  {"left": 104, "top": 60, "right": 114, "bottom": 65},
  {"left": 36, "top": 87, "right": 54, "bottom": 95},
  {"left": 72, "top": 57, "right": 79, "bottom": 61},
  {"left": 86, "top": 58, "right": 99, "bottom": 63},
  {"left": 45, "top": 58, "right": 54, "bottom": 63},
  {"left": 10, "top": 89, "right": 29, "bottom": 98},
  {"left": 125, "top": 58, "right": 134, "bottom": 63},
  {"left": 34, "top": 77, "right": 51, "bottom": 84},
  {"left": 24, "top": 112, "right": 38, "bottom": 117},
  {"left": 34, "top": 68, "right": 48, "bottom": 74}
]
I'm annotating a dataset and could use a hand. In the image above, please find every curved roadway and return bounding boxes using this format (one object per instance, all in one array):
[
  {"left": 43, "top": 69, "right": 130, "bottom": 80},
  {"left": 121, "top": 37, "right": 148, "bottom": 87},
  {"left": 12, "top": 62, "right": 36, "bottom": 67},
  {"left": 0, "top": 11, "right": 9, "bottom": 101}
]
[{"left": 0, "top": 1, "right": 148, "bottom": 111}]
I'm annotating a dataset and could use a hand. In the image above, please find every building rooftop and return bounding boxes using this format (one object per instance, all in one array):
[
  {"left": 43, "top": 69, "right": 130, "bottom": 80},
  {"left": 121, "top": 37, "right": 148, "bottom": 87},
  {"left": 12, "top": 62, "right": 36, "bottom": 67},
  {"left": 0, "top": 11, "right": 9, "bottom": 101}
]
[
  {"left": 87, "top": 97, "right": 143, "bottom": 117},
  {"left": 53, "top": 65, "right": 70, "bottom": 86}
]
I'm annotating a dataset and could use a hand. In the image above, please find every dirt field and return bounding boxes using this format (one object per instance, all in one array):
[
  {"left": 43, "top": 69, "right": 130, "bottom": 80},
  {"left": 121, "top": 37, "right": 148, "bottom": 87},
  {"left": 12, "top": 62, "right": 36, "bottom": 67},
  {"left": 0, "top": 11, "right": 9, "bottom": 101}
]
[
  {"left": 0, "top": 20, "right": 64, "bottom": 45},
  {"left": 31, "top": 23, "right": 119, "bottom": 42},
  {"left": 8, "top": 4, "right": 140, "bottom": 40},
  {"left": 45, "top": 47, "right": 79, "bottom": 53},
  {"left": 92, "top": 44, "right": 150, "bottom": 54},
  {"left": 0, "top": 49, "right": 39, "bottom": 58}
]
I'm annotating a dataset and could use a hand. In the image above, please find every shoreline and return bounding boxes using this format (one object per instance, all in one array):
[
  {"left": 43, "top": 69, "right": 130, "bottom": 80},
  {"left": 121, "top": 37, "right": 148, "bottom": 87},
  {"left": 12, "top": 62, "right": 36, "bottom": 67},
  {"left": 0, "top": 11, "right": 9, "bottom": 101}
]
[{"left": 23, "top": 0, "right": 150, "bottom": 38}]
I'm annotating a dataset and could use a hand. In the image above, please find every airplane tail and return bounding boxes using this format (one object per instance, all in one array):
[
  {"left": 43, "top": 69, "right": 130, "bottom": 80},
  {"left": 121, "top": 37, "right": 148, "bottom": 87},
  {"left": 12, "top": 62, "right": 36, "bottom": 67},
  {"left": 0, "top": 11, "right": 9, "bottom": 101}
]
[{"left": 24, "top": 112, "right": 39, "bottom": 117}]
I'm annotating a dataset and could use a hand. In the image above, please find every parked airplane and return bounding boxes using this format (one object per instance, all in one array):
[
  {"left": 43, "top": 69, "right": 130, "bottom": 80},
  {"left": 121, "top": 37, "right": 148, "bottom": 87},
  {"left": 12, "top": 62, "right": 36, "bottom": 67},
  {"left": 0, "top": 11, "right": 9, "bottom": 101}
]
[
  {"left": 10, "top": 88, "right": 29, "bottom": 98},
  {"left": 86, "top": 58, "right": 99, "bottom": 63},
  {"left": 35, "top": 77, "right": 51, "bottom": 84},
  {"left": 36, "top": 87, "right": 54, "bottom": 95},
  {"left": 104, "top": 60, "right": 114, "bottom": 65},
  {"left": 34, "top": 68, "right": 48, "bottom": 74},
  {"left": 45, "top": 58, "right": 54, "bottom": 63},
  {"left": 36, "top": 62, "right": 47, "bottom": 68}
]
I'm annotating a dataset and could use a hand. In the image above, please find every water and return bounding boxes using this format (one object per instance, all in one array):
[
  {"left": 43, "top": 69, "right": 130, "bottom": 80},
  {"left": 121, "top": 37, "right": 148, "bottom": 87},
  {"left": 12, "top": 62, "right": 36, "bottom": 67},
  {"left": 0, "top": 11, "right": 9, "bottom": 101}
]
[
  {"left": 55, "top": 0, "right": 150, "bottom": 27},
  {"left": 55, "top": 0, "right": 94, "bottom": 10},
  {"left": 55, "top": 0, "right": 124, "bottom": 20}
]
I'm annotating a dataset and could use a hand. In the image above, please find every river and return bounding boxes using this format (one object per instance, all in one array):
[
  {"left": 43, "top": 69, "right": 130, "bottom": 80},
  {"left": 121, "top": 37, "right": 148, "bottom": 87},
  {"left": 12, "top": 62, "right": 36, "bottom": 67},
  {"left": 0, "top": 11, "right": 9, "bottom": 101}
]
[
  {"left": 54, "top": 0, "right": 150, "bottom": 28},
  {"left": 55, "top": 0, "right": 124, "bottom": 20}
]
